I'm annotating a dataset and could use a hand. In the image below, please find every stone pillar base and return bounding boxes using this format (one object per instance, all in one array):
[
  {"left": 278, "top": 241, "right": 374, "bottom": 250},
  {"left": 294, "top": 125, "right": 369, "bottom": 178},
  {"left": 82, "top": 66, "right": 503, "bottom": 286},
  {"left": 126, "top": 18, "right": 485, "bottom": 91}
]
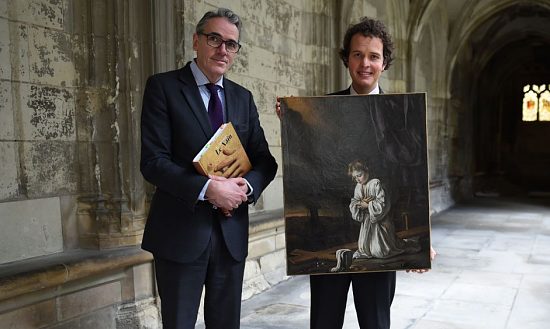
[{"left": 116, "top": 298, "right": 161, "bottom": 329}]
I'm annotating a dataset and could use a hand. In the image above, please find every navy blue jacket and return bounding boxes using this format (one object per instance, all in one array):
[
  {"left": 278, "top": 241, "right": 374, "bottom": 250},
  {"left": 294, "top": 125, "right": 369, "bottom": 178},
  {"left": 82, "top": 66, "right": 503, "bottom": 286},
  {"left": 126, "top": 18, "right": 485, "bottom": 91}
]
[{"left": 140, "top": 62, "right": 277, "bottom": 263}]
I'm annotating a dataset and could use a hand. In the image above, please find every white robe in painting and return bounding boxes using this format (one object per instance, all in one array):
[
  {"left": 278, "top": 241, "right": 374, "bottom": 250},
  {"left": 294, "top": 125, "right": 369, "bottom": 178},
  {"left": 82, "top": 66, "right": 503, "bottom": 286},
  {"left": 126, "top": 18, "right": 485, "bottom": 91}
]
[{"left": 349, "top": 178, "right": 419, "bottom": 259}]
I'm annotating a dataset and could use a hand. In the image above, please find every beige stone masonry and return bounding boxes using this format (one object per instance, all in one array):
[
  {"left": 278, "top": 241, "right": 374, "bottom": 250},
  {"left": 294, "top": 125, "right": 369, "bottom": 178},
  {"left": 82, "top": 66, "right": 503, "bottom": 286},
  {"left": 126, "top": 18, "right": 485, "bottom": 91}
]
[
  {"left": 0, "top": 197, "right": 63, "bottom": 263},
  {"left": 0, "top": 19, "right": 10, "bottom": 79},
  {"left": 8, "top": 0, "right": 65, "bottom": 30},
  {"left": 0, "top": 142, "right": 18, "bottom": 200},
  {"left": 0, "top": 247, "right": 152, "bottom": 303},
  {"left": 58, "top": 281, "right": 122, "bottom": 321},
  {"left": 0, "top": 299, "right": 57, "bottom": 329},
  {"left": 0, "top": 81, "right": 14, "bottom": 140},
  {"left": 243, "top": 211, "right": 287, "bottom": 296}
]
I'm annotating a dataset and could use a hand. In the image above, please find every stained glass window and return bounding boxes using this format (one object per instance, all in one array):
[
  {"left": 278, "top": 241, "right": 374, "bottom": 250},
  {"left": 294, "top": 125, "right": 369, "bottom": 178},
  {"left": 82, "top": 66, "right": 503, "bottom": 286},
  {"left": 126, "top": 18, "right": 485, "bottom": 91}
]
[
  {"left": 540, "top": 90, "right": 550, "bottom": 121},
  {"left": 522, "top": 84, "right": 550, "bottom": 122}
]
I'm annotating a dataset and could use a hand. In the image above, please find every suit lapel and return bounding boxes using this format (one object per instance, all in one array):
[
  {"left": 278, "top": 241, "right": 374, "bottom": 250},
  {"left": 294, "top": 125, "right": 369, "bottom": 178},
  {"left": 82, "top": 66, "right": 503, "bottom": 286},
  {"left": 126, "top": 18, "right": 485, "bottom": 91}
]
[
  {"left": 178, "top": 63, "right": 213, "bottom": 138},
  {"left": 223, "top": 79, "right": 239, "bottom": 125}
]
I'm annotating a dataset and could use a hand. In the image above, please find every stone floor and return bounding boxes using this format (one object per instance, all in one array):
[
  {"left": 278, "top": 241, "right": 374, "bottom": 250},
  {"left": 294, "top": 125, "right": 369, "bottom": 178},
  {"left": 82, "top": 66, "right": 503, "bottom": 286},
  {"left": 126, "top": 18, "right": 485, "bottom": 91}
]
[{"left": 199, "top": 197, "right": 550, "bottom": 328}]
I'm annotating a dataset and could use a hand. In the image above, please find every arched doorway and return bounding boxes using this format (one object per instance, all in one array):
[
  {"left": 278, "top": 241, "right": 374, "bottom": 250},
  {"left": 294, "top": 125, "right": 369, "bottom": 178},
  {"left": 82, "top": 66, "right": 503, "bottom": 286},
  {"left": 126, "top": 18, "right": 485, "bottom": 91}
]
[{"left": 450, "top": 3, "right": 550, "bottom": 196}]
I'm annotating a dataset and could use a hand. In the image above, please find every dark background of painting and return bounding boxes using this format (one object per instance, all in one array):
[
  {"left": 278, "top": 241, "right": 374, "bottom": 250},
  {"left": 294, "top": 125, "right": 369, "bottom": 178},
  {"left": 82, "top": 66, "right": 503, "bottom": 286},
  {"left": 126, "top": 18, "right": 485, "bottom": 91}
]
[{"left": 281, "top": 93, "right": 431, "bottom": 274}]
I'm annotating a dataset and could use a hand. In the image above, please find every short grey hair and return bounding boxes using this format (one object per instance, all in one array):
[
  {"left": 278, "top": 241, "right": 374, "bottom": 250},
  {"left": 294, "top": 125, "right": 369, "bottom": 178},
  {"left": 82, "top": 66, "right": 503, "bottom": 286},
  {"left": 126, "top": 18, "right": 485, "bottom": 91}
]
[{"left": 196, "top": 8, "right": 242, "bottom": 36}]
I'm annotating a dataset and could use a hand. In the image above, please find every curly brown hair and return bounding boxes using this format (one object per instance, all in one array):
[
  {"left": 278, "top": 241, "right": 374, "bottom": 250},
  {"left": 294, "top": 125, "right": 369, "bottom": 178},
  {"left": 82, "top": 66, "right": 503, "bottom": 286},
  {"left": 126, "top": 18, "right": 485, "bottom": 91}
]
[{"left": 339, "top": 17, "right": 394, "bottom": 70}]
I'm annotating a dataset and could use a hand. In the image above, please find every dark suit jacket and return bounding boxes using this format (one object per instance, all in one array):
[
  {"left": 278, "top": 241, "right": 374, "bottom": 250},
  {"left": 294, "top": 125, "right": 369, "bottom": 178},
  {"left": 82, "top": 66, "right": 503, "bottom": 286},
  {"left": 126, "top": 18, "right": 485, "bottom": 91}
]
[{"left": 140, "top": 62, "right": 277, "bottom": 263}]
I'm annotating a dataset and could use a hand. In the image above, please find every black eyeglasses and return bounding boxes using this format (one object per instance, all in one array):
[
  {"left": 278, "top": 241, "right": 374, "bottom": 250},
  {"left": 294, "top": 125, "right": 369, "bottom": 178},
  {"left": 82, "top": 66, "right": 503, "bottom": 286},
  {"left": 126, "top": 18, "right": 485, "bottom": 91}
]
[{"left": 199, "top": 33, "right": 241, "bottom": 53}]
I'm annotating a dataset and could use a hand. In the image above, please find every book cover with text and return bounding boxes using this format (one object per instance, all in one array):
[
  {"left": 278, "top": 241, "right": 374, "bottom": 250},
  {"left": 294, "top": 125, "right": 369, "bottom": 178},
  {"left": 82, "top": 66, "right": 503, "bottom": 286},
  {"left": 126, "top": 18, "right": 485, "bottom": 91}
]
[{"left": 193, "top": 122, "right": 252, "bottom": 177}]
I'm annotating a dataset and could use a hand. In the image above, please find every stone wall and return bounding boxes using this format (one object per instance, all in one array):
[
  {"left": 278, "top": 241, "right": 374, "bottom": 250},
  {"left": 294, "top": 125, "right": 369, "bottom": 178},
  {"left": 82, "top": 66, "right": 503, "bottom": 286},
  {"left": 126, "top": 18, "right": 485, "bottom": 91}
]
[
  {"left": 1, "top": 0, "right": 77, "bottom": 262},
  {"left": 0, "top": 248, "right": 160, "bottom": 329},
  {"left": 0, "top": 0, "right": 152, "bottom": 260},
  {"left": 0, "top": 0, "right": 339, "bottom": 327}
]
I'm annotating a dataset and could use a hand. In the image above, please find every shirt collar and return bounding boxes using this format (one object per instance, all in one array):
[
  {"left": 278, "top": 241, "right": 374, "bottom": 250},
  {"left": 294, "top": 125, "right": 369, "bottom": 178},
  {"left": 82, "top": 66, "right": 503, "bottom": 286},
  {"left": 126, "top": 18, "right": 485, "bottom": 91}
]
[
  {"left": 190, "top": 59, "right": 224, "bottom": 88},
  {"left": 350, "top": 84, "right": 380, "bottom": 95}
]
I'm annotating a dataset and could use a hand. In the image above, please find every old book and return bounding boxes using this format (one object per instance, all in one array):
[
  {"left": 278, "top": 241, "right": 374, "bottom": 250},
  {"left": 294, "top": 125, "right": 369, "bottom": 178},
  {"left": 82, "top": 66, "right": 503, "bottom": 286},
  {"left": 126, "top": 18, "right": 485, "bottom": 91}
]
[{"left": 193, "top": 122, "right": 252, "bottom": 177}]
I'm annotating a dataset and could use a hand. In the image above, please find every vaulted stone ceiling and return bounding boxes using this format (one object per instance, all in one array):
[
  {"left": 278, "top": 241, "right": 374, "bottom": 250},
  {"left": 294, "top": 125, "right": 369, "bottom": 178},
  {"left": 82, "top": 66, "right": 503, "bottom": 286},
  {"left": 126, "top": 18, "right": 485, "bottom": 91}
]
[{"left": 448, "top": 1, "right": 550, "bottom": 192}]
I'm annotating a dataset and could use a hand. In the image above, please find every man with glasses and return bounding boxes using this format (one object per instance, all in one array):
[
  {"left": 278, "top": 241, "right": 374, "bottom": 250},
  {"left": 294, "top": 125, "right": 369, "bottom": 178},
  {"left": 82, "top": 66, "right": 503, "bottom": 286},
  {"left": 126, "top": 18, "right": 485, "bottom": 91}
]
[{"left": 140, "top": 8, "right": 277, "bottom": 329}]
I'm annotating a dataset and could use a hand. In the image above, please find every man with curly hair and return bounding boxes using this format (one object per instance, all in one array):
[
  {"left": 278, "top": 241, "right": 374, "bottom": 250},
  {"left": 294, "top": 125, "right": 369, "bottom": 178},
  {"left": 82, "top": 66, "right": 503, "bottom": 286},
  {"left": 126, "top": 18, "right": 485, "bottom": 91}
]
[
  {"left": 277, "top": 17, "right": 434, "bottom": 329},
  {"left": 308, "top": 19, "right": 396, "bottom": 328}
]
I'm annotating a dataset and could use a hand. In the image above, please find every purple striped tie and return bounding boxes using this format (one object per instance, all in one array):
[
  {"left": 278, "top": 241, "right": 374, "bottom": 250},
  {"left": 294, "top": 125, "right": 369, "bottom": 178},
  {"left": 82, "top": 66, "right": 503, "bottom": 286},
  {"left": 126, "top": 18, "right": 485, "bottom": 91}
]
[{"left": 206, "top": 83, "right": 223, "bottom": 130}]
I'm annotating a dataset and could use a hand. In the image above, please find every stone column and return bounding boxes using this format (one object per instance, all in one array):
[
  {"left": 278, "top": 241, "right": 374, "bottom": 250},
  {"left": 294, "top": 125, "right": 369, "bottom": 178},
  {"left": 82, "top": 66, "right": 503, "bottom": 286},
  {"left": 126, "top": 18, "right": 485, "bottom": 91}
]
[
  {"left": 71, "top": 0, "right": 154, "bottom": 249},
  {"left": 116, "top": 262, "right": 161, "bottom": 329}
]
